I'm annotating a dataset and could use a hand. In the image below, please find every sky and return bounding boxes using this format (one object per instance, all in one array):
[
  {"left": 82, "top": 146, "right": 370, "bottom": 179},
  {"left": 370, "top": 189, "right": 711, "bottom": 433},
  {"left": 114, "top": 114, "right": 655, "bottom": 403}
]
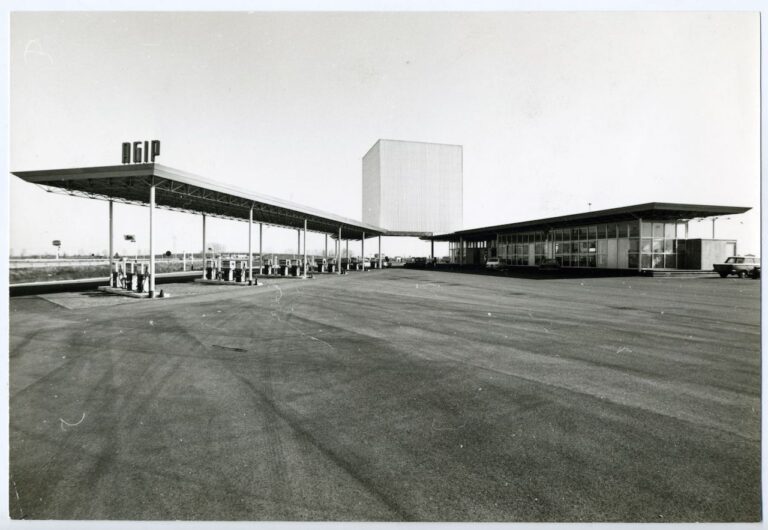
[{"left": 8, "top": 11, "right": 761, "bottom": 258}]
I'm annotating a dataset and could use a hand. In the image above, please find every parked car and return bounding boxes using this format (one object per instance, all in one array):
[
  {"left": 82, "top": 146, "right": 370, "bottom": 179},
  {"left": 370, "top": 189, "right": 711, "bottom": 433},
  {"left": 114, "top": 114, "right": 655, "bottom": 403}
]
[
  {"left": 713, "top": 255, "right": 760, "bottom": 278},
  {"left": 485, "top": 257, "right": 502, "bottom": 270},
  {"left": 539, "top": 258, "right": 560, "bottom": 271}
]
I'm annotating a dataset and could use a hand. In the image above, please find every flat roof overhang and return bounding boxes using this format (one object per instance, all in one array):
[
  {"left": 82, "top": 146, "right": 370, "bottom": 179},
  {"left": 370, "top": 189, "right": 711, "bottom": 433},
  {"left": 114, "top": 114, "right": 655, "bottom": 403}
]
[
  {"left": 12, "top": 163, "right": 385, "bottom": 240},
  {"left": 425, "top": 202, "right": 752, "bottom": 242}
]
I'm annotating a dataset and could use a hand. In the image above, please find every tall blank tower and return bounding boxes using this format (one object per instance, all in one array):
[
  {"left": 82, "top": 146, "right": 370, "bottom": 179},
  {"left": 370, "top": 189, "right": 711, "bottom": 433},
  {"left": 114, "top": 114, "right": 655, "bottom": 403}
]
[{"left": 362, "top": 139, "right": 463, "bottom": 234}]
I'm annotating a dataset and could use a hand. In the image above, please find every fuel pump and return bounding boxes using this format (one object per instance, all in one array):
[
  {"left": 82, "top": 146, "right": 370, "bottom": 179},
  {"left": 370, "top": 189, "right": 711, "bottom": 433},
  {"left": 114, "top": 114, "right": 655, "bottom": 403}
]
[
  {"left": 205, "top": 258, "right": 216, "bottom": 280},
  {"left": 220, "top": 259, "right": 235, "bottom": 282},
  {"left": 234, "top": 260, "right": 246, "bottom": 282},
  {"left": 111, "top": 261, "right": 120, "bottom": 288},
  {"left": 135, "top": 262, "right": 148, "bottom": 293},
  {"left": 125, "top": 261, "right": 136, "bottom": 291}
]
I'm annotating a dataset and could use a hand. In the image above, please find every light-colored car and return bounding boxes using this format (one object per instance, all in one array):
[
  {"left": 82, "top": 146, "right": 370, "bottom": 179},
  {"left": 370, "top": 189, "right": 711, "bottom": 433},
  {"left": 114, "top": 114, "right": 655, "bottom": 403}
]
[
  {"left": 714, "top": 255, "right": 760, "bottom": 278},
  {"left": 485, "top": 257, "right": 501, "bottom": 270}
]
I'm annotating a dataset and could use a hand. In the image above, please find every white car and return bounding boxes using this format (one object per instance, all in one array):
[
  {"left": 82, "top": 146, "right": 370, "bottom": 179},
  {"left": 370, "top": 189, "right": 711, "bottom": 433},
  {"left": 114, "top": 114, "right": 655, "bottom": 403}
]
[{"left": 485, "top": 257, "right": 501, "bottom": 270}]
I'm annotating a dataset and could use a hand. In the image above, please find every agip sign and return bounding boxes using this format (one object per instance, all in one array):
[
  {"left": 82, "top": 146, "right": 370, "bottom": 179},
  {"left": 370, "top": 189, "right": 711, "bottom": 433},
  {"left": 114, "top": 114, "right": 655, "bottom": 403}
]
[{"left": 122, "top": 140, "right": 161, "bottom": 164}]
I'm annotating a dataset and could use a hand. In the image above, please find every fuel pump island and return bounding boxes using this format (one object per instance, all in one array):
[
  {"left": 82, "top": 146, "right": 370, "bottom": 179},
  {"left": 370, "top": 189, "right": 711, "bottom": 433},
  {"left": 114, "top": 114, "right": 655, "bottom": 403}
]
[{"left": 11, "top": 149, "right": 389, "bottom": 300}]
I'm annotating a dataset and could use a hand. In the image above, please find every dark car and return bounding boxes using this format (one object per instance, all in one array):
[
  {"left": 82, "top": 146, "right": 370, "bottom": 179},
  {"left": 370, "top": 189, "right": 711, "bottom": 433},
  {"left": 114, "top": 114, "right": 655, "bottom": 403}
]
[
  {"left": 713, "top": 255, "right": 760, "bottom": 278},
  {"left": 539, "top": 258, "right": 560, "bottom": 271}
]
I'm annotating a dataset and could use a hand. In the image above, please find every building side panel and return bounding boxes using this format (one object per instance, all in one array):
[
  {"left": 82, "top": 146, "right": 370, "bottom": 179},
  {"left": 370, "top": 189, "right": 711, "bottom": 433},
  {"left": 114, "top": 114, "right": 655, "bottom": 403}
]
[
  {"left": 378, "top": 140, "right": 462, "bottom": 233},
  {"left": 362, "top": 141, "right": 381, "bottom": 227}
]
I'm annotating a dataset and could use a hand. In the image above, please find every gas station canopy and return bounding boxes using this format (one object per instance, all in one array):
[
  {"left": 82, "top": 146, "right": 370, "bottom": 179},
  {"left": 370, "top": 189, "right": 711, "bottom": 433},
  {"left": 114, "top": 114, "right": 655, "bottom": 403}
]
[{"left": 12, "top": 163, "right": 386, "bottom": 240}]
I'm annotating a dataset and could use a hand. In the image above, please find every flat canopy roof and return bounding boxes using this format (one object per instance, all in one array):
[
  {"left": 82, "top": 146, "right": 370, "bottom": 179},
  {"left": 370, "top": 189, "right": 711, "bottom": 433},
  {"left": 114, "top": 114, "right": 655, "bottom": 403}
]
[
  {"left": 12, "top": 163, "right": 386, "bottom": 240},
  {"left": 426, "top": 202, "right": 752, "bottom": 242}
]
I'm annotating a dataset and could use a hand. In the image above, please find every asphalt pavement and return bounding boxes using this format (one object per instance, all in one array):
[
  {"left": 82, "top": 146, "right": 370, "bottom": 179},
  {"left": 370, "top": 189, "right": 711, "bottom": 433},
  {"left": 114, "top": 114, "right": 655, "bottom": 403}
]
[{"left": 8, "top": 269, "right": 761, "bottom": 521}]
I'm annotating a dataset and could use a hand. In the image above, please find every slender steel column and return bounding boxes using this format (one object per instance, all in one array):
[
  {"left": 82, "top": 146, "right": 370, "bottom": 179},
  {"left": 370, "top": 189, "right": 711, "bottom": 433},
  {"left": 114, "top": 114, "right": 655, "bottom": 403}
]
[
  {"left": 362, "top": 232, "right": 365, "bottom": 271},
  {"left": 108, "top": 200, "right": 114, "bottom": 281},
  {"left": 430, "top": 239, "right": 434, "bottom": 261},
  {"left": 337, "top": 226, "right": 342, "bottom": 275},
  {"left": 638, "top": 218, "right": 643, "bottom": 271},
  {"left": 259, "top": 223, "right": 263, "bottom": 267},
  {"left": 303, "top": 219, "right": 307, "bottom": 279},
  {"left": 202, "top": 214, "right": 207, "bottom": 278},
  {"left": 297, "top": 228, "right": 301, "bottom": 256},
  {"left": 248, "top": 206, "right": 253, "bottom": 281},
  {"left": 325, "top": 234, "right": 328, "bottom": 258},
  {"left": 149, "top": 185, "right": 156, "bottom": 297},
  {"left": 378, "top": 236, "right": 382, "bottom": 269}
]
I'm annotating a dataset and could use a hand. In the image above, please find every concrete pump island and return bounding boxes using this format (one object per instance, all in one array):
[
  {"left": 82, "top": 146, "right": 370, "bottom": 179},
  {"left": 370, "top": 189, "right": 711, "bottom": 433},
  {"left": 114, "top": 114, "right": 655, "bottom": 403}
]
[{"left": 8, "top": 140, "right": 759, "bottom": 522}]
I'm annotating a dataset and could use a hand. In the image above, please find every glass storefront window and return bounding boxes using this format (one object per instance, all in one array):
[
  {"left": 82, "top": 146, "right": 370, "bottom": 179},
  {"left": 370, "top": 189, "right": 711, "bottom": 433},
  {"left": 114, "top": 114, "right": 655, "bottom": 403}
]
[
  {"left": 579, "top": 255, "right": 588, "bottom": 267},
  {"left": 628, "top": 253, "right": 639, "bottom": 268},
  {"left": 641, "top": 254, "right": 652, "bottom": 268},
  {"left": 664, "top": 254, "right": 676, "bottom": 268},
  {"left": 563, "top": 230, "right": 571, "bottom": 242},
  {"left": 579, "top": 241, "right": 589, "bottom": 253},
  {"left": 588, "top": 226, "right": 597, "bottom": 240},
  {"left": 554, "top": 230, "right": 562, "bottom": 242},
  {"left": 641, "top": 222, "right": 652, "bottom": 237},
  {"left": 629, "top": 239, "right": 639, "bottom": 252},
  {"left": 588, "top": 241, "right": 597, "bottom": 253},
  {"left": 641, "top": 239, "right": 652, "bottom": 253},
  {"left": 617, "top": 222, "right": 629, "bottom": 237},
  {"left": 653, "top": 255, "right": 664, "bottom": 268},
  {"left": 607, "top": 224, "right": 617, "bottom": 238},
  {"left": 652, "top": 223, "right": 664, "bottom": 238},
  {"left": 652, "top": 239, "right": 663, "bottom": 253},
  {"left": 664, "top": 239, "right": 675, "bottom": 253},
  {"left": 587, "top": 255, "right": 596, "bottom": 268},
  {"left": 629, "top": 222, "right": 640, "bottom": 237},
  {"left": 664, "top": 223, "right": 675, "bottom": 239},
  {"left": 578, "top": 227, "right": 588, "bottom": 240}
]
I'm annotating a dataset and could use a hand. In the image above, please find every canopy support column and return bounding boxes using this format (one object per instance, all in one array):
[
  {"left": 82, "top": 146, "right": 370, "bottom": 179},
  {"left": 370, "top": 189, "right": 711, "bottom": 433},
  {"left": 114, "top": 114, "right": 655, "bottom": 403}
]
[
  {"left": 362, "top": 232, "right": 365, "bottom": 271},
  {"left": 202, "top": 214, "right": 207, "bottom": 278},
  {"left": 108, "top": 200, "right": 113, "bottom": 281},
  {"left": 637, "top": 218, "right": 643, "bottom": 272},
  {"left": 248, "top": 205, "right": 253, "bottom": 282},
  {"left": 337, "top": 226, "right": 342, "bottom": 275},
  {"left": 325, "top": 234, "right": 328, "bottom": 258},
  {"left": 430, "top": 239, "right": 434, "bottom": 261},
  {"left": 303, "top": 219, "right": 307, "bottom": 279},
  {"left": 378, "top": 236, "right": 382, "bottom": 269},
  {"left": 259, "top": 223, "right": 263, "bottom": 268},
  {"left": 149, "top": 185, "right": 156, "bottom": 298}
]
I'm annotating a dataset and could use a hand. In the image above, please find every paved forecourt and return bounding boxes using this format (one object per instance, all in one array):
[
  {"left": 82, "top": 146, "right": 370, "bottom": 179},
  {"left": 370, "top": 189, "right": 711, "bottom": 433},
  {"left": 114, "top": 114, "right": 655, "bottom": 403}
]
[{"left": 8, "top": 269, "right": 760, "bottom": 521}]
